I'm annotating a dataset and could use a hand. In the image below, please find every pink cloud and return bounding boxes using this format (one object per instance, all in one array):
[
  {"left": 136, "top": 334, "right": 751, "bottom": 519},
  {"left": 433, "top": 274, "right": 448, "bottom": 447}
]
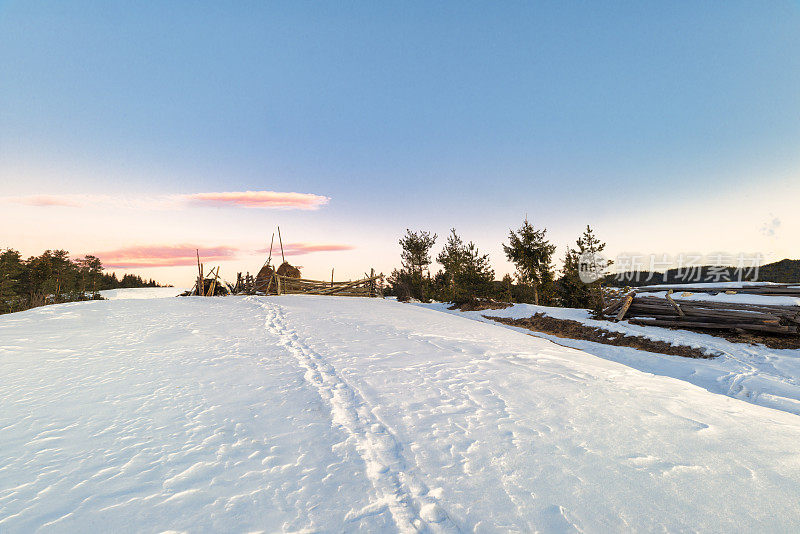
[
  {"left": 8, "top": 195, "right": 82, "bottom": 207},
  {"left": 257, "top": 242, "right": 355, "bottom": 257},
  {"left": 186, "top": 191, "right": 330, "bottom": 210},
  {"left": 1, "top": 190, "right": 330, "bottom": 211},
  {"left": 95, "top": 244, "right": 239, "bottom": 269}
]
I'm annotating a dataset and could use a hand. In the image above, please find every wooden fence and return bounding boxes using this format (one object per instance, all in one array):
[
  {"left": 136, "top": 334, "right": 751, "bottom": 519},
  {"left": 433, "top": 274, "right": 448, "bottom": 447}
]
[{"left": 235, "top": 269, "right": 384, "bottom": 298}]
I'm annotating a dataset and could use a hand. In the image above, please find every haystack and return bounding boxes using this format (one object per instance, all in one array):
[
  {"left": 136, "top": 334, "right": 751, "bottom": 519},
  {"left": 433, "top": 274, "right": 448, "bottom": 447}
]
[
  {"left": 255, "top": 264, "right": 275, "bottom": 290},
  {"left": 254, "top": 261, "right": 301, "bottom": 293},
  {"left": 276, "top": 262, "right": 301, "bottom": 278}
]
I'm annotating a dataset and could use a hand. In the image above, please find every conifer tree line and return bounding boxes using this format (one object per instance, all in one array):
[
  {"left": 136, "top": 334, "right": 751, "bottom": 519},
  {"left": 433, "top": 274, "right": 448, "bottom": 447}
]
[
  {"left": 388, "top": 220, "right": 611, "bottom": 311},
  {"left": 0, "top": 248, "right": 164, "bottom": 315}
]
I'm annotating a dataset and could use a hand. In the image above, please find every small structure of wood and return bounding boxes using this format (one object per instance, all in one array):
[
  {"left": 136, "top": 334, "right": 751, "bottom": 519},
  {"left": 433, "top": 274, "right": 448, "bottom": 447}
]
[
  {"left": 182, "top": 258, "right": 230, "bottom": 297},
  {"left": 603, "top": 284, "right": 800, "bottom": 335},
  {"left": 230, "top": 227, "right": 384, "bottom": 298}
]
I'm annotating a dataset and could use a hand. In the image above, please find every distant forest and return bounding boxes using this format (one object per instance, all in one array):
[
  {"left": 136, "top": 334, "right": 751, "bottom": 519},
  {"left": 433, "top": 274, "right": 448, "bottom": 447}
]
[
  {"left": 0, "top": 248, "right": 165, "bottom": 315},
  {"left": 606, "top": 259, "right": 800, "bottom": 287}
]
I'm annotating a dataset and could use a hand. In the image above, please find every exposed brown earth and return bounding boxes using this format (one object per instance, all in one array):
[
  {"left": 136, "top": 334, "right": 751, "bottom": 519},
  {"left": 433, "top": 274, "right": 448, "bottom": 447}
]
[{"left": 449, "top": 299, "right": 514, "bottom": 312}]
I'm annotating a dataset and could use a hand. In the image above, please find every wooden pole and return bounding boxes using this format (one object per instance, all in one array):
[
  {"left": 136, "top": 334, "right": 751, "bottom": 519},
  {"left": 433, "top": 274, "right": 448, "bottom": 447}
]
[
  {"left": 200, "top": 262, "right": 205, "bottom": 296},
  {"left": 196, "top": 249, "right": 204, "bottom": 296},
  {"left": 277, "top": 226, "right": 285, "bottom": 265},
  {"left": 331, "top": 268, "right": 334, "bottom": 287},
  {"left": 208, "top": 266, "right": 220, "bottom": 296}
]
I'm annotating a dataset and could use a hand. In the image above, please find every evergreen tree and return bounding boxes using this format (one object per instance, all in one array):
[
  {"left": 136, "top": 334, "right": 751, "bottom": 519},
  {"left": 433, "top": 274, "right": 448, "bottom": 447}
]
[
  {"left": 393, "top": 229, "right": 437, "bottom": 301},
  {"left": 557, "top": 247, "right": 590, "bottom": 308},
  {"left": 81, "top": 255, "right": 103, "bottom": 295},
  {"left": 436, "top": 229, "right": 466, "bottom": 302},
  {"left": 432, "top": 230, "right": 495, "bottom": 303},
  {"left": 502, "top": 219, "right": 556, "bottom": 305},
  {"left": 501, "top": 274, "right": 513, "bottom": 302},
  {"left": 434, "top": 229, "right": 495, "bottom": 303},
  {"left": 50, "top": 250, "right": 77, "bottom": 300},
  {"left": 24, "top": 251, "right": 55, "bottom": 306},
  {"left": 454, "top": 240, "right": 494, "bottom": 303},
  {"left": 0, "top": 249, "right": 23, "bottom": 313},
  {"left": 575, "top": 225, "right": 612, "bottom": 312},
  {"left": 400, "top": 229, "right": 437, "bottom": 277}
]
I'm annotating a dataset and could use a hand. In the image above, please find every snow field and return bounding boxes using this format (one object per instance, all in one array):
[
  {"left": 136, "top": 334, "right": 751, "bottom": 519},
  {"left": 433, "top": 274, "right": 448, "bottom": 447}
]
[{"left": 1, "top": 294, "right": 799, "bottom": 532}]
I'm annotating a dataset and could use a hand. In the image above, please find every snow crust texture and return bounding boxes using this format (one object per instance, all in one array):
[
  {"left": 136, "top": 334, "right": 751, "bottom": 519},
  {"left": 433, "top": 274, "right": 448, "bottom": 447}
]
[
  {"left": 424, "top": 301, "right": 800, "bottom": 416},
  {"left": 1, "top": 295, "right": 800, "bottom": 532}
]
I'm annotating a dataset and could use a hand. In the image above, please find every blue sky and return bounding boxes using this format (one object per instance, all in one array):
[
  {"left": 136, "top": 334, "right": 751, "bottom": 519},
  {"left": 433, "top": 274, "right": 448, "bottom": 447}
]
[{"left": 1, "top": 1, "right": 799, "bottom": 284}]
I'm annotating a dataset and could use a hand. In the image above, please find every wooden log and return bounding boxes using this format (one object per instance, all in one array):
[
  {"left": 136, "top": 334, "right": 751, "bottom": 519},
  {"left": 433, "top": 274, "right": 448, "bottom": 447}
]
[
  {"left": 629, "top": 317, "right": 797, "bottom": 334},
  {"left": 628, "top": 305, "right": 781, "bottom": 322},
  {"left": 603, "top": 291, "right": 635, "bottom": 315},
  {"left": 637, "top": 297, "right": 799, "bottom": 313},
  {"left": 602, "top": 298, "right": 624, "bottom": 316},
  {"left": 665, "top": 290, "right": 685, "bottom": 317},
  {"left": 635, "top": 284, "right": 800, "bottom": 296},
  {"left": 616, "top": 293, "right": 635, "bottom": 321},
  {"left": 370, "top": 268, "right": 375, "bottom": 297}
]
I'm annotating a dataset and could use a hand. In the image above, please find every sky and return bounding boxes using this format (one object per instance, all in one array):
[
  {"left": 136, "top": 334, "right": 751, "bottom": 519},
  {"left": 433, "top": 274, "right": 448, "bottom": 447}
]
[{"left": 1, "top": 1, "right": 799, "bottom": 286}]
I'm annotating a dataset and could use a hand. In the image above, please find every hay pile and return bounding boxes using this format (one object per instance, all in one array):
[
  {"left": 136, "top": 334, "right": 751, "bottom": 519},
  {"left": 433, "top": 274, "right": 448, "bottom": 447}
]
[
  {"left": 255, "top": 262, "right": 301, "bottom": 293},
  {"left": 276, "top": 262, "right": 301, "bottom": 278},
  {"left": 255, "top": 265, "right": 275, "bottom": 289}
]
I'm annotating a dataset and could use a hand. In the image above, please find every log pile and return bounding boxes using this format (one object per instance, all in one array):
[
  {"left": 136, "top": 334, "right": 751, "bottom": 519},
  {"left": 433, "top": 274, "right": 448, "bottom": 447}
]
[
  {"left": 181, "top": 265, "right": 231, "bottom": 296},
  {"left": 265, "top": 269, "right": 383, "bottom": 297},
  {"left": 179, "top": 250, "right": 232, "bottom": 296},
  {"left": 603, "top": 284, "right": 800, "bottom": 335}
]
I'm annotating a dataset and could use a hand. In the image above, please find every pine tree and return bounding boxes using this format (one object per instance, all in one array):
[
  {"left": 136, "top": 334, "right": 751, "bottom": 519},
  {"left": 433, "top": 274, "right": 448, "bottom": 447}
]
[
  {"left": 436, "top": 229, "right": 466, "bottom": 301},
  {"left": 50, "top": 250, "right": 76, "bottom": 301},
  {"left": 557, "top": 247, "right": 590, "bottom": 308},
  {"left": 81, "top": 255, "right": 103, "bottom": 296},
  {"left": 435, "top": 229, "right": 494, "bottom": 304},
  {"left": 456, "top": 240, "right": 494, "bottom": 303},
  {"left": 400, "top": 229, "right": 437, "bottom": 277},
  {"left": 575, "top": 225, "right": 612, "bottom": 312},
  {"left": 0, "top": 249, "right": 23, "bottom": 313},
  {"left": 501, "top": 274, "right": 513, "bottom": 302},
  {"left": 502, "top": 219, "right": 556, "bottom": 305},
  {"left": 395, "top": 229, "right": 437, "bottom": 301}
]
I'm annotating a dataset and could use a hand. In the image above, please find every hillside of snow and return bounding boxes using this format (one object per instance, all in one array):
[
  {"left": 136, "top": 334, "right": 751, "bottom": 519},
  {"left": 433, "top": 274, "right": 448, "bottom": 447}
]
[
  {"left": 2, "top": 293, "right": 800, "bottom": 532},
  {"left": 421, "top": 300, "right": 800, "bottom": 416}
]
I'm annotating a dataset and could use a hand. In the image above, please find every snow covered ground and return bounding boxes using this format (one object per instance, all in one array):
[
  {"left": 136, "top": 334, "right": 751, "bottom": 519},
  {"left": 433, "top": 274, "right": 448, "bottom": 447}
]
[
  {"left": 99, "top": 287, "right": 186, "bottom": 300},
  {"left": 420, "top": 301, "right": 800, "bottom": 417},
  {"left": 2, "top": 294, "right": 800, "bottom": 532}
]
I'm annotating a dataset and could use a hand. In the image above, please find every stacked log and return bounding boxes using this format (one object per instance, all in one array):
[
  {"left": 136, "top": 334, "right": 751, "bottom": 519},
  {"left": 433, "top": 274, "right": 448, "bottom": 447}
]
[
  {"left": 603, "top": 285, "right": 800, "bottom": 335},
  {"left": 272, "top": 271, "right": 383, "bottom": 298},
  {"left": 181, "top": 270, "right": 230, "bottom": 297}
]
